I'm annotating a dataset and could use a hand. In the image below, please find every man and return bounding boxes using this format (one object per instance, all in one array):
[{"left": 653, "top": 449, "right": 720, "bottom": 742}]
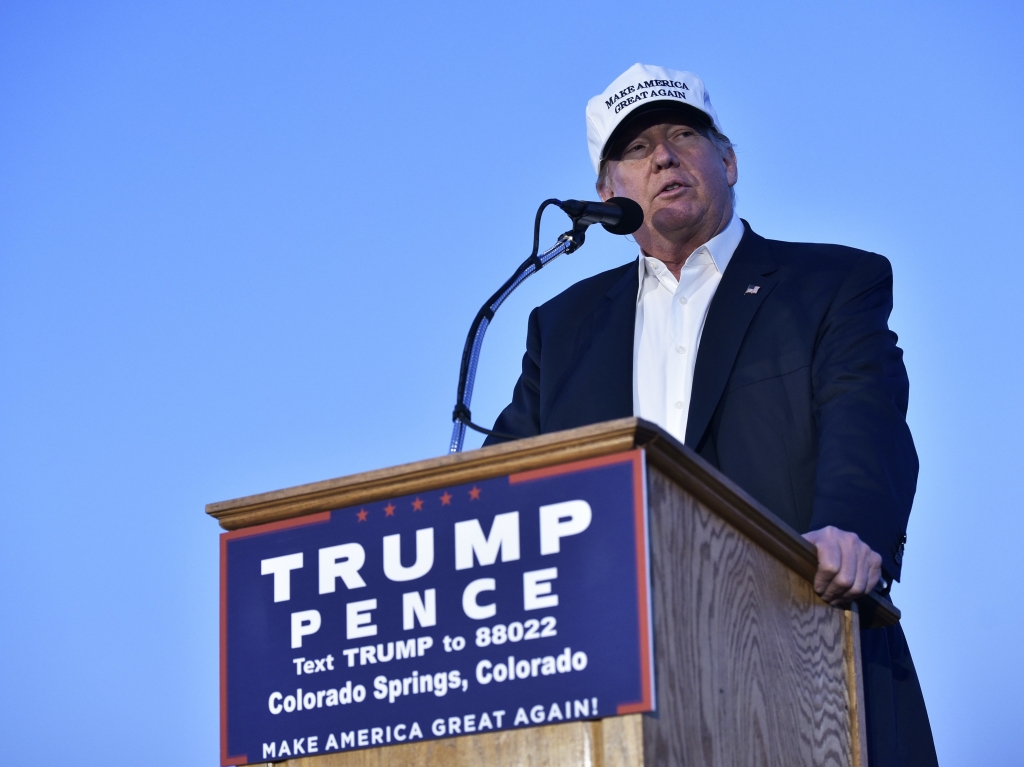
[{"left": 485, "top": 63, "right": 937, "bottom": 766}]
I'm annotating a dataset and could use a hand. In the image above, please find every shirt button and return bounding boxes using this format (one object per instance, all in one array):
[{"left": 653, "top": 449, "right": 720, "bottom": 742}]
[
  {"left": 675, "top": 401, "right": 684, "bottom": 409},
  {"left": 678, "top": 297, "right": 687, "bottom": 305},
  {"left": 676, "top": 346, "right": 686, "bottom": 354}
]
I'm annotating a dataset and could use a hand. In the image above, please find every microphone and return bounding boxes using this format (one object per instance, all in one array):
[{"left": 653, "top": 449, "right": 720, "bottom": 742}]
[
  {"left": 449, "top": 195, "right": 643, "bottom": 453},
  {"left": 556, "top": 196, "right": 644, "bottom": 235}
]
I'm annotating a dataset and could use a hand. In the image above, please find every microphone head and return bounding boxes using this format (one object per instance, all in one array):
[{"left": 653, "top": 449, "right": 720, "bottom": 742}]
[{"left": 602, "top": 197, "right": 644, "bottom": 235}]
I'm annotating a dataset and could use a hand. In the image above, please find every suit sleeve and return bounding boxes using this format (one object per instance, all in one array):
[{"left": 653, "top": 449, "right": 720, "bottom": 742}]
[
  {"left": 483, "top": 307, "right": 542, "bottom": 446},
  {"left": 808, "top": 253, "right": 918, "bottom": 581}
]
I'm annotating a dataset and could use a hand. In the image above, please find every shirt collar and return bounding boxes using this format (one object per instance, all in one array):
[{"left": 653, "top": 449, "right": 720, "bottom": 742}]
[{"left": 635, "top": 212, "right": 744, "bottom": 302}]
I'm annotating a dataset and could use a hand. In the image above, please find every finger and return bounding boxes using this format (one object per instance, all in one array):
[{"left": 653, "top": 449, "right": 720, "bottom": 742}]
[
  {"left": 865, "top": 552, "right": 883, "bottom": 594},
  {"left": 841, "top": 547, "right": 883, "bottom": 601},
  {"left": 821, "top": 539, "right": 858, "bottom": 604},
  {"left": 813, "top": 538, "right": 842, "bottom": 598},
  {"left": 846, "top": 549, "right": 871, "bottom": 600},
  {"left": 837, "top": 545, "right": 884, "bottom": 603}
]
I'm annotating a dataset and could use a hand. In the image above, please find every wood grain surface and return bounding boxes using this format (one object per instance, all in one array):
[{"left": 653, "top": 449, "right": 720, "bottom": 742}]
[
  {"left": 844, "top": 608, "right": 869, "bottom": 766},
  {"left": 642, "top": 467, "right": 864, "bottom": 767}
]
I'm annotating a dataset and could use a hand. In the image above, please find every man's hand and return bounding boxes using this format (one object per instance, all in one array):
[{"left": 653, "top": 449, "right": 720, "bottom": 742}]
[{"left": 802, "top": 526, "right": 883, "bottom": 606}]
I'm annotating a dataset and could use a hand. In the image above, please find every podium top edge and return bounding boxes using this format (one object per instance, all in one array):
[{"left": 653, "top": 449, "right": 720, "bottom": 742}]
[{"left": 206, "top": 418, "right": 648, "bottom": 524}]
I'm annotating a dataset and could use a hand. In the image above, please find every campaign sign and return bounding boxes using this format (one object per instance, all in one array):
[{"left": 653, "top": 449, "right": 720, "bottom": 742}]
[{"left": 220, "top": 450, "right": 653, "bottom": 765}]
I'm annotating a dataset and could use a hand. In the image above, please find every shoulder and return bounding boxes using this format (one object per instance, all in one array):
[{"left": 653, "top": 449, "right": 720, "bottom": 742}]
[
  {"left": 742, "top": 226, "right": 894, "bottom": 307},
  {"left": 752, "top": 226, "right": 892, "bottom": 279},
  {"left": 740, "top": 228, "right": 898, "bottom": 333},
  {"left": 535, "top": 259, "right": 636, "bottom": 320}
]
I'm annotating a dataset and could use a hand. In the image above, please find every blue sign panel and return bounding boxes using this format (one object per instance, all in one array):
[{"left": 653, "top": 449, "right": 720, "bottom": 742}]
[{"left": 220, "top": 450, "right": 654, "bottom": 764}]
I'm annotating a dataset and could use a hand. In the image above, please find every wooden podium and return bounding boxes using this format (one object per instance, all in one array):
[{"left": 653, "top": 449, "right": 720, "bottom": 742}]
[{"left": 208, "top": 418, "right": 898, "bottom": 767}]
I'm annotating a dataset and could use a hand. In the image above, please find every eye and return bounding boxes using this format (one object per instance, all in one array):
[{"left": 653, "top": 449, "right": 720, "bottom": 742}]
[{"left": 671, "top": 127, "right": 696, "bottom": 141}]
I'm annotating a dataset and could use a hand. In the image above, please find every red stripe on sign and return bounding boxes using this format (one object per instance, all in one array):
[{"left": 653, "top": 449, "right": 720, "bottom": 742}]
[
  {"left": 508, "top": 449, "right": 641, "bottom": 484},
  {"left": 617, "top": 449, "right": 655, "bottom": 714}
]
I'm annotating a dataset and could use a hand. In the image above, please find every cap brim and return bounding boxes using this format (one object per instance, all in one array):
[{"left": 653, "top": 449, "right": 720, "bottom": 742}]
[{"left": 601, "top": 101, "right": 713, "bottom": 162}]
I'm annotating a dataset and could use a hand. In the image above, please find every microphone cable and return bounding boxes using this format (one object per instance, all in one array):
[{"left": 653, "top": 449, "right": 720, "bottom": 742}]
[{"left": 451, "top": 198, "right": 561, "bottom": 441}]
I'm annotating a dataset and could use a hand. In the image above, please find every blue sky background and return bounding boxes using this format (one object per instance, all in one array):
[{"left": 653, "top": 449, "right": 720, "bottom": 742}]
[{"left": 1, "top": 1, "right": 1021, "bottom": 764}]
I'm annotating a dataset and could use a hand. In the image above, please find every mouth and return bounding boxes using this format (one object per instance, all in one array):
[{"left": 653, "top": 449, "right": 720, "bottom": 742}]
[{"left": 656, "top": 181, "right": 688, "bottom": 198}]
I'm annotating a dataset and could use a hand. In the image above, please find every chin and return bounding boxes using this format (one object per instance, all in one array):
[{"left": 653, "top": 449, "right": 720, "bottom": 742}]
[{"left": 650, "top": 204, "right": 703, "bottom": 233}]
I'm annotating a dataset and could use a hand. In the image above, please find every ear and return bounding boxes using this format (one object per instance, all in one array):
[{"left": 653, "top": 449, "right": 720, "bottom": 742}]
[
  {"left": 723, "top": 147, "right": 738, "bottom": 188},
  {"left": 596, "top": 167, "right": 615, "bottom": 201}
]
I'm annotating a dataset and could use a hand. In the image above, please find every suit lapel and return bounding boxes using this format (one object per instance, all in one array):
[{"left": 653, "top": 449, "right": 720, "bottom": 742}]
[
  {"left": 685, "top": 223, "right": 778, "bottom": 448},
  {"left": 548, "top": 260, "right": 637, "bottom": 425},
  {"left": 592, "top": 261, "right": 640, "bottom": 420}
]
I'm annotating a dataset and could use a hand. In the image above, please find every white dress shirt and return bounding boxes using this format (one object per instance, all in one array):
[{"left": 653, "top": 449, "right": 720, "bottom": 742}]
[{"left": 633, "top": 213, "right": 745, "bottom": 443}]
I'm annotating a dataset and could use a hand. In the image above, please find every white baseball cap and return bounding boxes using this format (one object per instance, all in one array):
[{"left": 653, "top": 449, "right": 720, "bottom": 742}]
[{"left": 586, "top": 63, "right": 723, "bottom": 173}]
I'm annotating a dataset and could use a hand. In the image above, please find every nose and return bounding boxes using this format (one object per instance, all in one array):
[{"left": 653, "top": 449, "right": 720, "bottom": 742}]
[{"left": 651, "top": 139, "right": 680, "bottom": 171}]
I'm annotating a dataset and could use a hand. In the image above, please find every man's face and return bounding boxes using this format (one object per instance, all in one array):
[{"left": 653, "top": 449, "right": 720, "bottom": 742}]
[{"left": 598, "top": 113, "right": 737, "bottom": 248}]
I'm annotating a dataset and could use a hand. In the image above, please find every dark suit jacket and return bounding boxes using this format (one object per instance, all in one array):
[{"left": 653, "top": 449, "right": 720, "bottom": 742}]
[{"left": 485, "top": 221, "right": 937, "bottom": 766}]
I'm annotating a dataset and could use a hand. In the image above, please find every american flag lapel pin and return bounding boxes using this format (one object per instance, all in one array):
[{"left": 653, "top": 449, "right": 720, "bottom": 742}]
[{"left": 745, "top": 285, "right": 760, "bottom": 295}]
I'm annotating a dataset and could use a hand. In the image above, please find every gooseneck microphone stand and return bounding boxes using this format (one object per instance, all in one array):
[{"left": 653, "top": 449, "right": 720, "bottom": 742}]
[{"left": 449, "top": 199, "right": 587, "bottom": 453}]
